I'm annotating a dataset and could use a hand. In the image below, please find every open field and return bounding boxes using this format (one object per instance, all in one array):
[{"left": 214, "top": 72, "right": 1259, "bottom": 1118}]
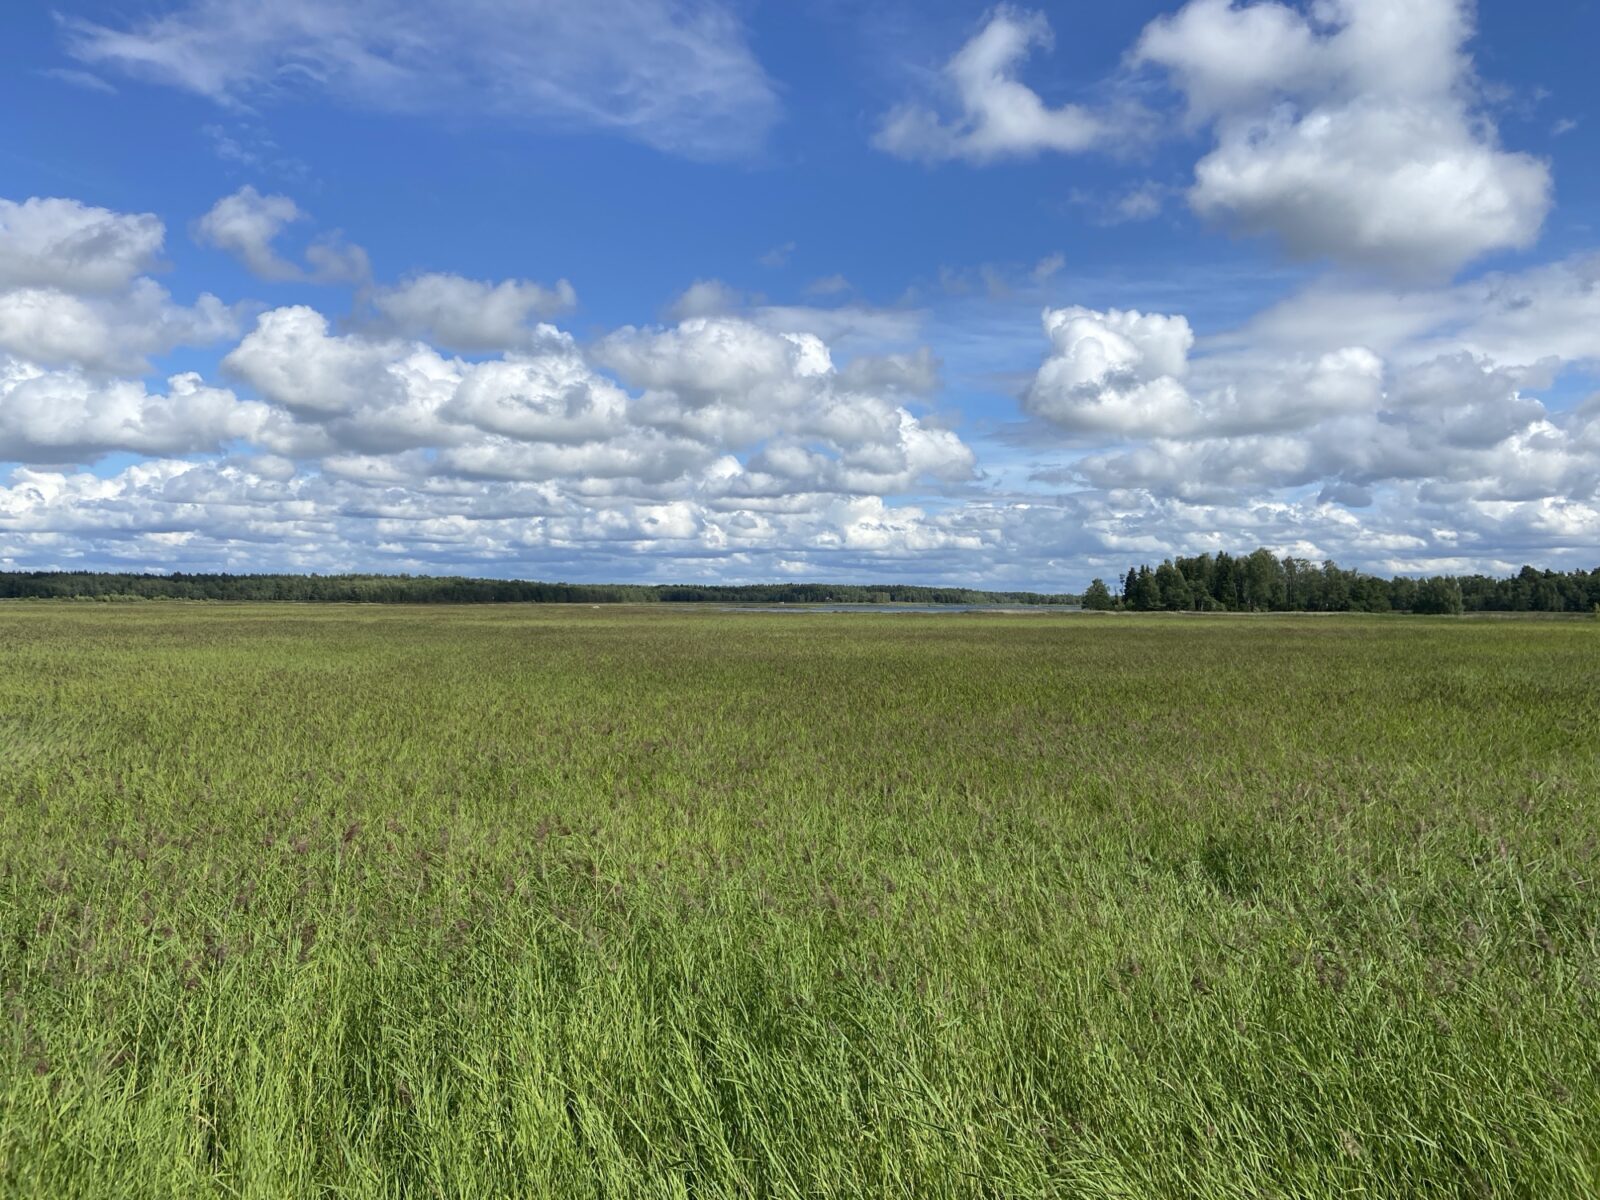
[{"left": 1, "top": 605, "right": 1597, "bottom": 1198}]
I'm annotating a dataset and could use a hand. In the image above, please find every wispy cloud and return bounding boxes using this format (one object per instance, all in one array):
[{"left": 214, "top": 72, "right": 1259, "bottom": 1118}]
[
  {"left": 39, "top": 67, "right": 117, "bottom": 95},
  {"left": 62, "top": 0, "right": 781, "bottom": 161}
]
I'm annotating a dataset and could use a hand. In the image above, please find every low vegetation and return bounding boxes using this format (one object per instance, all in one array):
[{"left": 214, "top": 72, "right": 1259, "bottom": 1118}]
[{"left": 2, "top": 605, "right": 1596, "bottom": 1197}]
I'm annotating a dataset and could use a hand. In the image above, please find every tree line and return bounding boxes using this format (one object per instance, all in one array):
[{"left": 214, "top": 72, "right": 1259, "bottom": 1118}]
[
  {"left": 1080, "top": 551, "right": 1600, "bottom": 615},
  {"left": 0, "top": 572, "right": 1077, "bottom": 606}
]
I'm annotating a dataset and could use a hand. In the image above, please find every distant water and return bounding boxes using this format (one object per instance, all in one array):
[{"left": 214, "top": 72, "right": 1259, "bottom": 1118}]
[{"left": 716, "top": 603, "right": 1083, "bottom": 614}]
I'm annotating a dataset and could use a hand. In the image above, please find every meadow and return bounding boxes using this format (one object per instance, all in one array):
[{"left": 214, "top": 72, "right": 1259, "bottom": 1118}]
[{"left": 1, "top": 604, "right": 1596, "bottom": 1198}]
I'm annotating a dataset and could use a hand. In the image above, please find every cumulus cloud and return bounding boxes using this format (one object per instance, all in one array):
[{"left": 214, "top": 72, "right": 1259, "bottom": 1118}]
[
  {"left": 6, "top": 178, "right": 1595, "bottom": 588},
  {"left": 8, "top": 441, "right": 1593, "bottom": 586},
  {"left": 1232, "top": 254, "right": 1600, "bottom": 366},
  {"left": 0, "top": 281, "right": 236, "bottom": 375},
  {"left": 1135, "top": 0, "right": 1551, "bottom": 277},
  {"left": 596, "top": 317, "right": 833, "bottom": 433},
  {"left": 371, "top": 273, "right": 576, "bottom": 352},
  {"left": 0, "top": 194, "right": 238, "bottom": 373},
  {"left": 0, "top": 453, "right": 995, "bottom": 581},
  {"left": 195, "top": 186, "right": 370, "bottom": 284},
  {"left": 194, "top": 186, "right": 304, "bottom": 281},
  {"left": 663, "top": 279, "right": 747, "bottom": 322},
  {"left": 212, "top": 303, "right": 976, "bottom": 505},
  {"left": 0, "top": 357, "right": 292, "bottom": 463},
  {"left": 1187, "top": 101, "right": 1548, "bottom": 278},
  {"left": 225, "top": 306, "right": 408, "bottom": 418},
  {"left": 1022, "top": 297, "right": 1597, "bottom": 532},
  {"left": 593, "top": 317, "right": 974, "bottom": 494},
  {"left": 837, "top": 347, "right": 941, "bottom": 396},
  {"left": 0, "top": 197, "right": 165, "bottom": 293},
  {"left": 1024, "top": 306, "right": 1199, "bottom": 436},
  {"left": 875, "top": 6, "right": 1115, "bottom": 163},
  {"left": 62, "top": 0, "right": 780, "bottom": 161}
]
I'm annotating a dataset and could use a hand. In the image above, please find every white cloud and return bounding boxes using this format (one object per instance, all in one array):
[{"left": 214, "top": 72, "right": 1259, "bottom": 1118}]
[
  {"left": 596, "top": 317, "right": 834, "bottom": 445},
  {"left": 1135, "top": 0, "right": 1551, "bottom": 277},
  {"left": 0, "top": 358, "right": 291, "bottom": 463},
  {"left": 663, "top": 278, "right": 747, "bottom": 322},
  {"left": 224, "top": 306, "right": 410, "bottom": 418},
  {"left": 371, "top": 273, "right": 577, "bottom": 352},
  {"left": 744, "top": 304, "right": 924, "bottom": 348},
  {"left": 0, "top": 197, "right": 165, "bottom": 293},
  {"left": 41, "top": 67, "right": 118, "bottom": 95},
  {"left": 0, "top": 280, "right": 236, "bottom": 374},
  {"left": 5, "top": 180, "right": 1595, "bottom": 588},
  {"left": 805, "top": 274, "right": 852, "bottom": 297},
  {"left": 195, "top": 186, "right": 369, "bottom": 284},
  {"left": 837, "top": 347, "right": 941, "bottom": 396},
  {"left": 1024, "top": 306, "right": 1199, "bottom": 436},
  {"left": 1030, "top": 253, "right": 1065, "bottom": 283},
  {"left": 875, "top": 6, "right": 1113, "bottom": 164},
  {"left": 194, "top": 186, "right": 304, "bottom": 281},
  {"left": 595, "top": 316, "right": 974, "bottom": 493},
  {"left": 758, "top": 241, "right": 795, "bottom": 269},
  {"left": 436, "top": 434, "right": 712, "bottom": 487},
  {"left": 1037, "top": 344, "right": 1594, "bottom": 545},
  {"left": 1015, "top": 289, "right": 1600, "bottom": 557},
  {"left": 1111, "top": 184, "right": 1166, "bottom": 223},
  {"left": 0, "top": 195, "right": 238, "bottom": 374},
  {"left": 440, "top": 353, "right": 630, "bottom": 445},
  {"left": 1188, "top": 101, "right": 1549, "bottom": 278},
  {"left": 214, "top": 303, "right": 975, "bottom": 506},
  {"left": 63, "top": 0, "right": 780, "bottom": 161},
  {"left": 1233, "top": 254, "right": 1600, "bottom": 367}
]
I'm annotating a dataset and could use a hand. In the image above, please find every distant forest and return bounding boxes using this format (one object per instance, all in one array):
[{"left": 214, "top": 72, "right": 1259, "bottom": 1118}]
[
  {"left": 0, "top": 572, "right": 1076, "bottom": 606},
  {"left": 5, "top": 558, "right": 1599, "bottom": 613},
  {"left": 1085, "top": 550, "right": 1600, "bottom": 615}
]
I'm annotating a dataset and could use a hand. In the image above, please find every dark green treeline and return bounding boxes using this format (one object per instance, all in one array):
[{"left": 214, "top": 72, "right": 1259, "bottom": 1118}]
[
  {"left": 0, "top": 572, "right": 1075, "bottom": 606},
  {"left": 1082, "top": 550, "right": 1600, "bottom": 615}
]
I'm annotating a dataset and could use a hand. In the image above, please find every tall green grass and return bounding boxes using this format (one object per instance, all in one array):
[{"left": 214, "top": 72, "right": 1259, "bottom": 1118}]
[{"left": 1, "top": 606, "right": 1596, "bottom": 1197}]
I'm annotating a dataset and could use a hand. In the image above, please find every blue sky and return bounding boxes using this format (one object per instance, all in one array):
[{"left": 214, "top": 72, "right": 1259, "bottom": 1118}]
[{"left": 1, "top": 0, "right": 1598, "bottom": 590}]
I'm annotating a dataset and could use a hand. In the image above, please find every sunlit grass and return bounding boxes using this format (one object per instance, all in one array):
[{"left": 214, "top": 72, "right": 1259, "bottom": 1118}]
[{"left": 1, "top": 605, "right": 1596, "bottom": 1197}]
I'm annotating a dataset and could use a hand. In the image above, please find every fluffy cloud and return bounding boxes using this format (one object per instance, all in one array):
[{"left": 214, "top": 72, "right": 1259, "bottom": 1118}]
[
  {"left": 62, "top": 0, "right": 779, "bottom": 161},
  {"left": 662, "top": 278, "right": 754, "bottom": 322},
  {"left": 8, "top": 444, "right": 1596, "bottom": 587},
  {"left": 1025, "top": 307, "right": 1198, "bottom": 436},
  {"left": 0, "top": 280, "right": 236, "bottom": 374},
  {"left": 1031, "top": 310, "right": 1596, "bottom": 523},
  {"left": 0, "top": 357, "right": 292, "bottom": 463},
  {"left": 0, "top": 194, "right": 237, "bottom": 373},
  {"left": 441, "top": 356, "right": 628, "bottom": 445},
  {"left": 875, "top": 7, "right": 1112, "bottom": 163},
  {"left": 592, "top": 316, "right": 972, "bottom": 494},
  {"left": 1136, "top": 0, "right": 1550, "bottom": 277},
  {"left": 0, "top": 456, "right": 998, "bottom": 581},
  {"left": 224, "top": 306, "right": 411, "bottom": 418},
  {"left": 1232, "top": 254, "right": 1600, "bottom": 366},
  {"left": 196, "top": 187, "right": 370, "bottom": 284},
  {"left": 212, "top": 303, "right": 976, "bottom": 503},
  {"left": 194, "top": 186, "right": 304, "bottom": 281},
  {"left": 6, "top": 173, "right": 1596, "bottom": 588},
  {"left": 1026, "top": 304, "right": 1390, "bottom": 440},
  {"left": 372, "top": 273, "right": 577, "bottom": 351},
  {"left": 597, "top": 317, "right": 833, "bottom": 436},
  {"left": 0, "top": 197, "right": 164, "bottom": 293},
  {"left": 1186, "top": 101, "right": 1548, "bottom": 278}
]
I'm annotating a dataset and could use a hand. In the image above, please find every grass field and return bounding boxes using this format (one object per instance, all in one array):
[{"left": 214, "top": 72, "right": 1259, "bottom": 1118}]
[{"left": 1, "top": 605, "right": 1597, "bottom": 1198}]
